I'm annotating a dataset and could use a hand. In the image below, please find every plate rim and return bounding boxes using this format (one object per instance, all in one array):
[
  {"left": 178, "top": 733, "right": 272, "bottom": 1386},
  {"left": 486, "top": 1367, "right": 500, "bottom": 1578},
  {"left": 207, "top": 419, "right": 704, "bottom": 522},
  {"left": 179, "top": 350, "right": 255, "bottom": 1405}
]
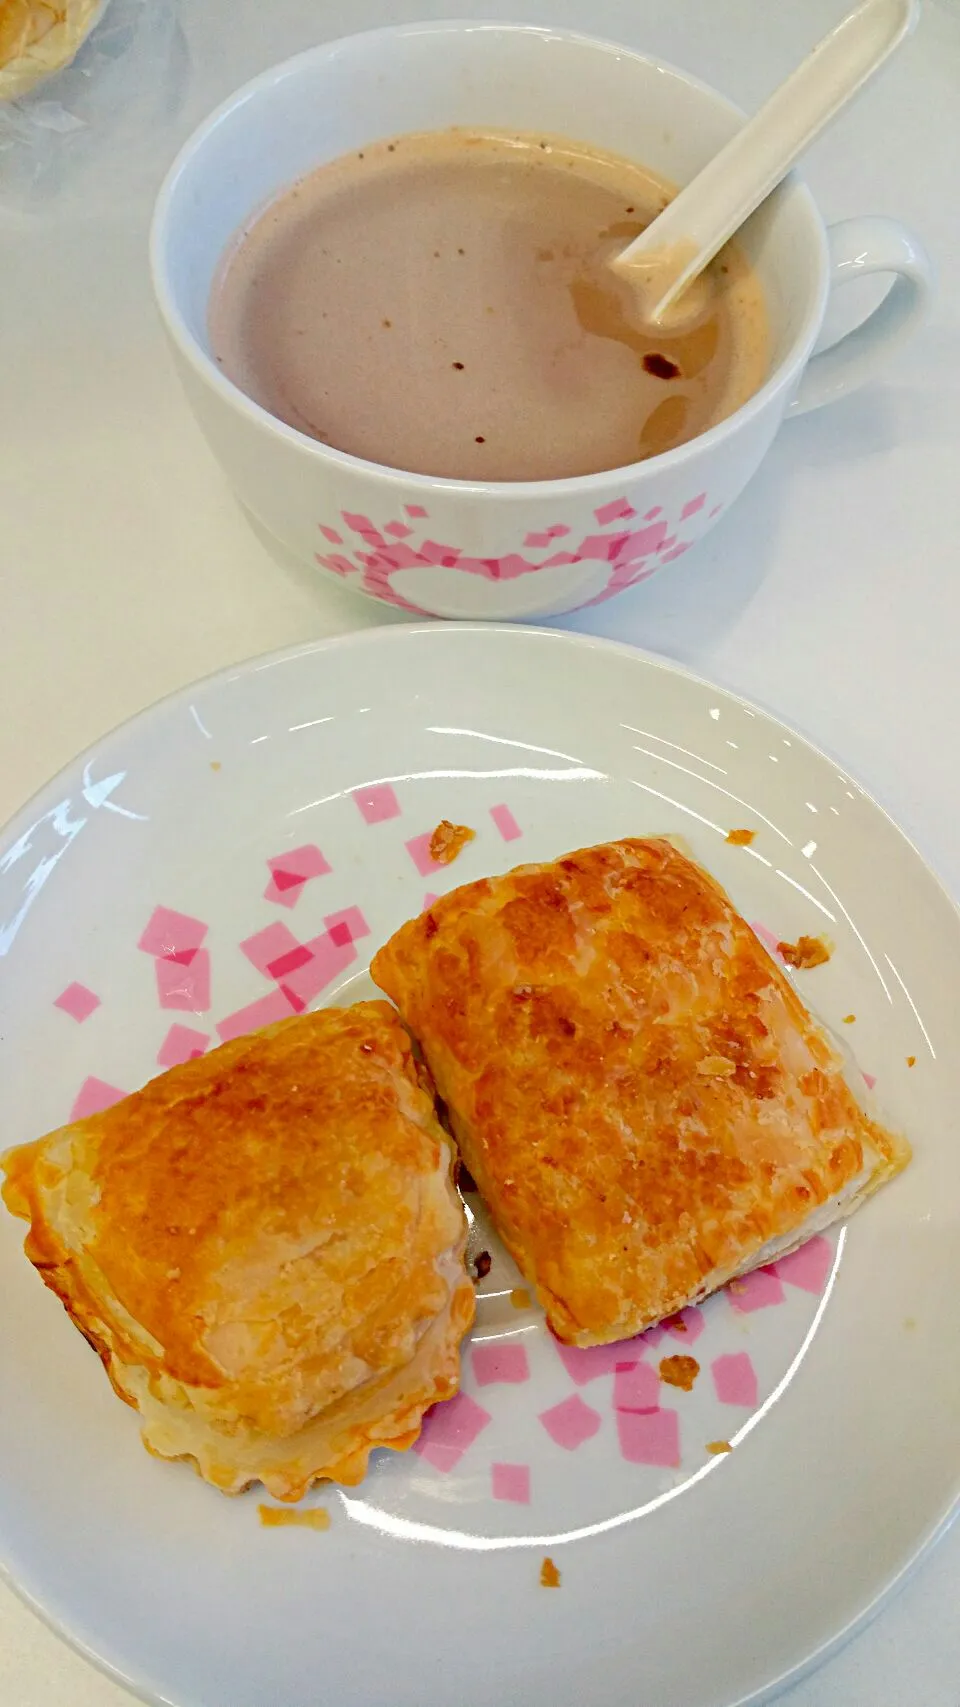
[{"left": 3, "top": 619, "right": 958, "bottom": 930}]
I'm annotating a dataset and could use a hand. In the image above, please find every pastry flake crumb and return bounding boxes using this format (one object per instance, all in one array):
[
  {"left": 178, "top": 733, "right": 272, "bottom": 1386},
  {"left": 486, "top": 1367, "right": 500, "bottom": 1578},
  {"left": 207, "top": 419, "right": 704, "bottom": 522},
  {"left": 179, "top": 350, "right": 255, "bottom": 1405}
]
[
  {"left": 696, "top": 1054, "right": 736, "bottom": 1077},
  {"left": 778, "top": 934, "right": 831, "bottom": 970},
  {"left": 707, "top": 1440, "right": 732, "bottom": 1455},
  {"left": 429, "top": 820, "right": 476, "bottom": 865},
  {"left": 906, "top": 1055, "right": 916, "bottom": 1067},
  {"left": 510, "top": 1287, "right": 532, "bottom": 1310},
  {"left": 210, "top": 761, "right": 221, "bottom": 772},
  {"left": 259, "top": 1504, "right": 330, "bottom": 1530},
  {"left": 473, "top": 1250, "right": 492, "bottom": 1280},
  {"left": 540, "top": 1556, "right": 561, "bottom": 1588},
  {"left": 842, "top": 1013, "right": 856, "bottom": 1024},
  {"left": 725, "top": 828, "right": 756, "bottom": 845},
  {"left": 662, "top": 1314, "right": 687, "bottom": 1333},
  {"left": 659, "top": 1354, "right": 700, "bottom": 1391}
]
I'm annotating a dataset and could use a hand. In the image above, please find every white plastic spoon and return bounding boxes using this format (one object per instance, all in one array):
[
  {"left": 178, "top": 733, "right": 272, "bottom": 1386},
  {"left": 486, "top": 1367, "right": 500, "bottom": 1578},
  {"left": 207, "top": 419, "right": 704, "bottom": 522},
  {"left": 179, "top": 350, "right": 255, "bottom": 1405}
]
[{"left": 611, "top": 0, "right": 919, "bottom": 326}]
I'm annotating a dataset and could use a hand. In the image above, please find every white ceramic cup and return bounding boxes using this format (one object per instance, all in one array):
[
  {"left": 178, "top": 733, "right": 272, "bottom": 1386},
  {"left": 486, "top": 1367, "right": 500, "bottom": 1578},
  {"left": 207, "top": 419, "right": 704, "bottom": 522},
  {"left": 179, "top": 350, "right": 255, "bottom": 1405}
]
[{"left": 150, "top": 21, "right": 932, "bottom": 621}]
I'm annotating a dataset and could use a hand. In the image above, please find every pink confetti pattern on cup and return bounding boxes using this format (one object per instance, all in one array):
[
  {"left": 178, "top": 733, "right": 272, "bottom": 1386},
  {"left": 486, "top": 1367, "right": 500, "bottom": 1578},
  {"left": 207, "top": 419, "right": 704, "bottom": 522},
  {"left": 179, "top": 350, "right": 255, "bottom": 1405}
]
[{"left": 314, "top": 496, "right": 710, "bottom": 615}]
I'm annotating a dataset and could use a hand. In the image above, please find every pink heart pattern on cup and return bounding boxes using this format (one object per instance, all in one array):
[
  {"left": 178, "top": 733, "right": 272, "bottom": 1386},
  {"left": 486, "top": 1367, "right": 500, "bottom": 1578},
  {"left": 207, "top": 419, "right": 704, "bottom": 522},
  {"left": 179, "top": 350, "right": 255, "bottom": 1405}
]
[{"left": 315, "top": 495, "right": 716, "bottom": 614}]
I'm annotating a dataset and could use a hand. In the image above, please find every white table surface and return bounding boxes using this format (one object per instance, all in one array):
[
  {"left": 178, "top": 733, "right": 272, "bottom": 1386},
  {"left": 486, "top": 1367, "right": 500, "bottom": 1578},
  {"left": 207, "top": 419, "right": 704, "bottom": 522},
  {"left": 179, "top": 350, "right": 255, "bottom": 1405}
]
[{"left": 1, "top": 0, "right": 958, "bottom": 1701}]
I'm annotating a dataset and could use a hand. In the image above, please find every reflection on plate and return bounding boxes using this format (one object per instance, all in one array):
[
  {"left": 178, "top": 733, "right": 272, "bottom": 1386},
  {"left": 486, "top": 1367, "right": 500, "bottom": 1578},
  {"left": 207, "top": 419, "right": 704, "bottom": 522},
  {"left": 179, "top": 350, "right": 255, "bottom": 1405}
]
[{"left": 0, "top": 625, "right": 956, "bottom": 1707}]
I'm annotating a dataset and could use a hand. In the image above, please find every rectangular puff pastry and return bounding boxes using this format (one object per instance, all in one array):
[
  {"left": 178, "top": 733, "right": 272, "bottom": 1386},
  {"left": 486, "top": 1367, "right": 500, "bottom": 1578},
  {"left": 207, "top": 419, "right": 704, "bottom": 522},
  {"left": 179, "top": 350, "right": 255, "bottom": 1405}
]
[
  {"left": 1, "top": 1002, "right": 474, "bottom": 1499},
  {"left": 372, "top": 837, "right": 910, "bottom": 1346}
]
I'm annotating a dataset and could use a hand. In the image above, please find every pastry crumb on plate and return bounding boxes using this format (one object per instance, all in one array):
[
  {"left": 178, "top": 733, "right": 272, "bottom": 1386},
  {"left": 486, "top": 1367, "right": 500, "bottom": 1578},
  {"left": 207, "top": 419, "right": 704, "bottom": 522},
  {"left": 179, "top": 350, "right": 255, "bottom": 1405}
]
[
  {"left": 429, "top": 819, "right": 476, "bottom": 864},
  {"left": 259, "top": 1505, "right": 331, "bottom": 1530},
  {"left": 778, "top": 934, "right": 832, "bottom": 969},
  {"left": 659, "top": 1354, "right": 700, "bottom": 1391}
]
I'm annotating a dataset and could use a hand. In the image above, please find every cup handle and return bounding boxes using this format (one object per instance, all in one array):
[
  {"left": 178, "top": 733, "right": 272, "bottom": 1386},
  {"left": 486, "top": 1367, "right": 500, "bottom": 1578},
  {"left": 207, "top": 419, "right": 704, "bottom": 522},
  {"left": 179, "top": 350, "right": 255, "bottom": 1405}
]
[{"left": 788, "top": 214, "right": 933, "bottom": 415}]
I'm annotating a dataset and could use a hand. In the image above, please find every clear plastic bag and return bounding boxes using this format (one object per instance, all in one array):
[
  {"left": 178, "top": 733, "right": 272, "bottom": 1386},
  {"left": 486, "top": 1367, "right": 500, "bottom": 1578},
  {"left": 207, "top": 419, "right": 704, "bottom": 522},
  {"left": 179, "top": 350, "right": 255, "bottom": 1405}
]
[
  {"left": 0, "top": 0, "right": 112, "bottom": 101},
  {"left": 0, "top": 0, "right": 186, "bottom": 209}
]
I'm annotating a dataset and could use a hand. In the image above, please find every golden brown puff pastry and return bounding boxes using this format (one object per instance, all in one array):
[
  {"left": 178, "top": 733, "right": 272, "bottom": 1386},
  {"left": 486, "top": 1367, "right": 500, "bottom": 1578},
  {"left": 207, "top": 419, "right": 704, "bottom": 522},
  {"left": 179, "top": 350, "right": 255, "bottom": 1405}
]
[
  {"left": 1, "top": 1002, "right": 474, "bottom": 1498},
  {"left": 372, "top": 837, "right": 910, "bottom": 1347},
  {"left": 0, "top": 0, "right": 107, "bottom": 100}
]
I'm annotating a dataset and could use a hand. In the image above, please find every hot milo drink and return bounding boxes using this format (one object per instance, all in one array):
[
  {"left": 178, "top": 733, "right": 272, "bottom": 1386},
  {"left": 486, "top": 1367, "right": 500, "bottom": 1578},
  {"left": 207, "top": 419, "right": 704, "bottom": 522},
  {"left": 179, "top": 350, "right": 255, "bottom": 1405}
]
[{"left": 210, "top": 129, "right": 768, "bottom": 483}]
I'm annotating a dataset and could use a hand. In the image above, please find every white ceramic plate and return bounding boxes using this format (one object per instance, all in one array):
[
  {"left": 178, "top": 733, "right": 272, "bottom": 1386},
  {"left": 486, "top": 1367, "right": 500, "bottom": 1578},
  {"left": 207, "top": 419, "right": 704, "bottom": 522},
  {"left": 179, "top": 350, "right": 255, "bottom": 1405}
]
[{"left": 1, "top": 625, "right": 957, "bottom": 1707}]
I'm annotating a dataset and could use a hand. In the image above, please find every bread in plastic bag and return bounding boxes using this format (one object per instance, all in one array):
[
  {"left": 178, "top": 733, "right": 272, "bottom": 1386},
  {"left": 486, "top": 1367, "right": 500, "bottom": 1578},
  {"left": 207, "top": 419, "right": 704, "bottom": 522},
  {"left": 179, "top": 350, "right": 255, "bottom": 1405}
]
[
  {"left": 0, "top": 0, "right": 111, "bottom": 101},
  {"left": 0, "top": 0, "right": 184, "bottom": 208}
]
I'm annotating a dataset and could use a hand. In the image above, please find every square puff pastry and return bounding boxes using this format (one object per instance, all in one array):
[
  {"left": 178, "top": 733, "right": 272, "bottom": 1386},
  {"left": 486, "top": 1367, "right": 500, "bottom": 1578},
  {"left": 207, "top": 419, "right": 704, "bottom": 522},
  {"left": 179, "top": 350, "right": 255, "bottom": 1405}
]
[
  {"left": 1, "top": 1001, "right": 474, "bottom": 1499},
  {"left": 372, "top": 837, "right": 911, "bottom": 1346}
]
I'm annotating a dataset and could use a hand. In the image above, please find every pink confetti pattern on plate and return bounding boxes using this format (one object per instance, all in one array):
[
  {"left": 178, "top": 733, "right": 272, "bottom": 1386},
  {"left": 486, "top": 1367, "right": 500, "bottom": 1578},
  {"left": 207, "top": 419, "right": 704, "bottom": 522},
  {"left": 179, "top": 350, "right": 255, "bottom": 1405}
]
[
  {"left": 490, "top": 804, "right": 522, "bottom": 843},
  {"left": 712, "top": 1352, "right": 759, "bottom": 1408},
  {"left": 472, "top": 1344, "right": 530, "bottom": 1386},
  {"left": 155, "top": 949, "right": 211, "bottom": 1013},
  {"left": 263, "top": 871, "right": 304, "bottom": 908},
  {"left": 216, "top": 988, "right": 299, "bottom": 1044},
  {"left": 663, "top": 1306, "right": 705, "bottom": 1344},
  {"left": 137, "top": 906, "right": 207, "bottom": 960},
  {"left": 751, "top": 920, "right": 783, "bottom": 958},
  {"left": 413, "top": 1392, "right": 492, "bottom": 1472},
  {"left": 405, "top": 832, "right": 443, "bottom": 877},
  {"left": 156, "top": 1024, "right": 209, "bottom": 1068},
  {"left": 637, "top": 1322, "right": 667, "bottom": 1349},
  {"left": 56, "top": 782, "right": 846, "bottom": 1511},
  {"left": 727, "top": 1268, "right": 786, "bottom": 1313},
  {"left": 539, "top": 1394, "right": 602, "bottom": 1451},
  {"left": 70, "top": 1077, "right": 126, "bottom": 1122},
  {"left": 281, "top": 933, "right": 356, "bottom": 1005},
  {"left": 263, "top": 844, "right": 331, "bottom": 909},
  {"left": 491, "top": 1462, "right": 531, "bottom": 1504},
  {"left": 553, "top": 1335, "right": 645, "bottom": 1386},
  {"left": 324, "top": 906, "right": 370, "bottom": 946},
  {"left": 240, "top": 923, "right": 302, "bottom": 978},
  {"left": 771, "top": 1236, "right": 833, "bottom": 1294},
  {"left": 613, "top": 1361, "right": 659, "bottom": 1414},
  {"left": 274, "top": 845, "right": 330, "bottom": 882},
  {"left": 53, "top": 982, "right": 100, "bottom": 1023},
  {"left": 353, "top": 784, "right": 401, "bottom": 825},
  {"left": 616, "top": 1407, "right": 680, "bottom": 1467}
]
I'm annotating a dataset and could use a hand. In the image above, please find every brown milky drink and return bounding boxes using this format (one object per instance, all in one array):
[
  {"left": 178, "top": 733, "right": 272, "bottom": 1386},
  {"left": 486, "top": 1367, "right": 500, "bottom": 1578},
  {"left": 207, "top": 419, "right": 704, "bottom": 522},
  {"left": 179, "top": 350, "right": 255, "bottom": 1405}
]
[{"left": 210, "top": 130, "right": 768, "bottom": 482}]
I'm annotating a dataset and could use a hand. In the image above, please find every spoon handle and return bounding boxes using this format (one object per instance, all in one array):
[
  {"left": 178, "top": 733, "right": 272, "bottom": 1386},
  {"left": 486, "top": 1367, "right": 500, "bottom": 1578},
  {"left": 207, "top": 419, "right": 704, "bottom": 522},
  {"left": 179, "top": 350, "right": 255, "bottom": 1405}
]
[{"left": 613, "top": 0, "right": 919, "bottom": 323}]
